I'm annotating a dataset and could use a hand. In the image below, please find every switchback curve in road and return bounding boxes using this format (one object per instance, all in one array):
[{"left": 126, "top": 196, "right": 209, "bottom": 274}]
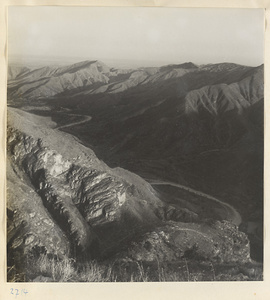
[{"left": 149, "top": 180, "right": 242, "bottom": 226}]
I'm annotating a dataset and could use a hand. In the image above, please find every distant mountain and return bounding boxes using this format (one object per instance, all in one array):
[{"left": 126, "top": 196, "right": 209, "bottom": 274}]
[
  {"left": 7, "top": 60, "right": 264, "bottom": 221},
  {"left": 9, "top": 60, "right": 261, "bottom": 101},
  {"left": 8, "top": 60, "right": 126, "bottom": 99},
  {"left": 8, "top": 65, "right": 32, "bottom": 81},
  {"left": 185, "top": 65, "right": 263, "bottom": 115},
  {"left": 8, "top": 61, "right": 263, "bottom": 163},
  {"left": 7, "top": 59, "right": 264, "bottom": 281},
  {"left": 26, "top": 61, "right": 262, "bottom": 256}
]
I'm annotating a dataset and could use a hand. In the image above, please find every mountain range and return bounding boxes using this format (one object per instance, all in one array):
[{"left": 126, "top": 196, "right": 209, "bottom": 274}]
[
  {"left": 8, "top": 60, "right": 262, "bottom": 101},
  {"left": 7, "top": 59, "right": 264, "bottom": 281}
]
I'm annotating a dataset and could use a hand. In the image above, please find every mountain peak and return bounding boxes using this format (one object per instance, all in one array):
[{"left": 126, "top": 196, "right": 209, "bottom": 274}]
[
  {"left": 54, "top": 59, "right": 110, "bottom": 76},
  {"left": 160, "top": 62, "right": 198, "bottom": 72},
  {"left": 199, "top": 62, "right": 248, "bottom": 72}
]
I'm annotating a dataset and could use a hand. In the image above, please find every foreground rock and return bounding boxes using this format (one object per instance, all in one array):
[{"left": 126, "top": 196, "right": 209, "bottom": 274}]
[{"left": 124, "top": 221, "right": 250, "bottom": 264}]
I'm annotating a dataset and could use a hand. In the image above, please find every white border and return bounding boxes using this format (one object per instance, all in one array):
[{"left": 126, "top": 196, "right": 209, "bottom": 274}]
[{"left": 0, "top": 1, "right": 269, "bottom": 299}]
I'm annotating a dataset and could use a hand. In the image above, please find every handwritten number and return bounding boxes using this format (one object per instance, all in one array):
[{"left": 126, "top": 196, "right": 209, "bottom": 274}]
[
  {"left": 10, "top": 288, "right": 28, "bottom": 297},
  {"left": 23, "top": 289, "right": 28, "bottom": 295}
]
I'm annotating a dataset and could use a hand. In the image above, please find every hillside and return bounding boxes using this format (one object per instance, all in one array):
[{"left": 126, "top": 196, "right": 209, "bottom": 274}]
[{"left": 7, "top": 60, "right": 264, "bottom": 281}]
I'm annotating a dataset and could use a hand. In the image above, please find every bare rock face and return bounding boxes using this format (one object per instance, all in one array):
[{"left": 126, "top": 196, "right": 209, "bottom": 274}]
[
  {"left": 7, "top": 127, "right": 129, "bottom": 257},
  {"left": 7, "top": 158, "right": 70, "bottom": 281},
  {"left": 7, "top": 109, "right": 165, "bottom": 265},
  {"left": 8, "top": 132, "right": 88, "bottom": 256},
  {"left": 66, "top": 165, "right": 127, "bottom": 225}
]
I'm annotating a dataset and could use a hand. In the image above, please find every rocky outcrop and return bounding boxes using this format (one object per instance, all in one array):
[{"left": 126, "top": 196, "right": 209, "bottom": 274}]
[
  {"left": 124, "top": 221, "right": 250, "bottom": 264},
  {"left": 7, "top": 108, "right": 166, "bottom": 262},
  {"left": 8, "top": 127, "right": 98, "bottom": 257}
]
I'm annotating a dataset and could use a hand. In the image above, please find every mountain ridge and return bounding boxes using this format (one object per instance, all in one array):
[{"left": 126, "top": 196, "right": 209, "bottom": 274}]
[
  {"left": 6, "top": 58, "right": 264, "bottom": 281},
  {"left": 8, "top": 60, "right": 262, "bottom": 101}
]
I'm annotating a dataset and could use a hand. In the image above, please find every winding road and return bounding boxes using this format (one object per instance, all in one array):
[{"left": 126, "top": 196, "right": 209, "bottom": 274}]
[
  {"left": 56, "top": 114, "right": 92, "bottom": 130},
  {"left": 55, "top": 113, "right": 241, "bottom": 226},
  {"left": 149, "top": 180, "right": 242, "bottom": 226}
]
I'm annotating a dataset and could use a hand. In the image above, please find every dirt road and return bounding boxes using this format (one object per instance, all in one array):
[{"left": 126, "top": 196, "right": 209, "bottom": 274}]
[
  {"left": 150, "top": 181, "right": 242, "bottom": 226},
  {"left": 57, "top": 114, "right": 92, "bottom": 130}
]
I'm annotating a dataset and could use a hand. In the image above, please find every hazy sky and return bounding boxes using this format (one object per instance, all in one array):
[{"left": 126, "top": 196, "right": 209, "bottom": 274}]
[{"left": 8, "top": 6, "right": 264, "bottom": 68}]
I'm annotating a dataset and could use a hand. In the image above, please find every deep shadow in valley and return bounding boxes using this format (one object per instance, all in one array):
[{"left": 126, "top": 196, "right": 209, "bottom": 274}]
[{"left": 7, "top": 62, "right": 264, "bottom": 281}]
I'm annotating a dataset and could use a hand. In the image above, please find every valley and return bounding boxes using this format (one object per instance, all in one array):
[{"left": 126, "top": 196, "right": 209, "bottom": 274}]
[{"left": 7, "top": 59, "right": 264, "bottom": 281}]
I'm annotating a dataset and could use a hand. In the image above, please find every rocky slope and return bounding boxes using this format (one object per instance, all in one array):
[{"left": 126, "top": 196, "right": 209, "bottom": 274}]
[
  {"left": 7, "top": 108, "right": 162, "bottom": 256},
  {"left": 7, "top": 59, "right": 263, "bottom": 281},
  {"left": 7, "top": 107, "right": 254, "bottom": 281}
]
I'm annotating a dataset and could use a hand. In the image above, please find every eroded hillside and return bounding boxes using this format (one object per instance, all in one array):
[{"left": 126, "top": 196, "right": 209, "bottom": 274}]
[
  {"left": 7, "top": 107, "right": 259, "bottom": 282},
  {"left": 7, "top": 60, "right": 264, "bottom": 281}
]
